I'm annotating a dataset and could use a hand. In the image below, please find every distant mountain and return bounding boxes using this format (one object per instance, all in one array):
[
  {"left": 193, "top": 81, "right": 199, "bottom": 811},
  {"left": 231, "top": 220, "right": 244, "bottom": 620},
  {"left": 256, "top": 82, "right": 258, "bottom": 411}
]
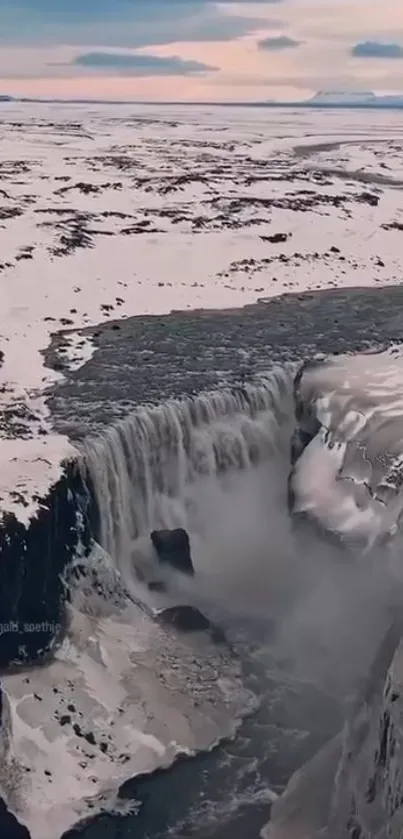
[
  {"left": 306, "top": 90, "right": 403, "bottom": 107},
  {"left": 0, "top": 95, "right": 13, "bottom": 102},
  {"left": 309, "top": 91, "right": 376, "bottom": 105}
]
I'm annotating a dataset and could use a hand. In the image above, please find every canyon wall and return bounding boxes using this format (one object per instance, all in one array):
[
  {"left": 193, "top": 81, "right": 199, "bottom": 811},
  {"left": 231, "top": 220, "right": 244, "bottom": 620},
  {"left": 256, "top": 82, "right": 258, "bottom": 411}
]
[{"left": 0, "top": 462, "right": 91, "bottom": 668}]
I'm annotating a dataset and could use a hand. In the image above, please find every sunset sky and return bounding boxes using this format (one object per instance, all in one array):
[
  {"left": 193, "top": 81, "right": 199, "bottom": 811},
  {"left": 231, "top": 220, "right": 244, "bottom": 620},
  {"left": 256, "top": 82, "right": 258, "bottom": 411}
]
[{"left": 1, "top": 0, "right": 403, "bottom": 101}]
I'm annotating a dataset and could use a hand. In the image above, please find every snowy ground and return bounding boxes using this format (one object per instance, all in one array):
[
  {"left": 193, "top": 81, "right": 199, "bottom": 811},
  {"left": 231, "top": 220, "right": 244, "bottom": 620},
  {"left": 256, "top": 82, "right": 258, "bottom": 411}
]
[{"left": 1, "top": 102, "right": 403, "bottom": 518}]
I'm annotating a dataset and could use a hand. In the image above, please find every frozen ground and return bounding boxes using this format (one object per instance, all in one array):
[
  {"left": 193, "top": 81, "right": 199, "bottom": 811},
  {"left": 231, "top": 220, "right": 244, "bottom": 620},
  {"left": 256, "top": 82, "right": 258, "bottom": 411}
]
[{"left": 1, "top": 102, "right": 403, "bottom": 517}]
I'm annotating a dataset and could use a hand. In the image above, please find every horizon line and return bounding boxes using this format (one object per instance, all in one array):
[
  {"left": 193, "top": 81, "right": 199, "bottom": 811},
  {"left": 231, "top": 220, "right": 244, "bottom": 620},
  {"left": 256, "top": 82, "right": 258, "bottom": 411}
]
[{"left": 2, "top": 95, "right": 403, "bottom": 110}]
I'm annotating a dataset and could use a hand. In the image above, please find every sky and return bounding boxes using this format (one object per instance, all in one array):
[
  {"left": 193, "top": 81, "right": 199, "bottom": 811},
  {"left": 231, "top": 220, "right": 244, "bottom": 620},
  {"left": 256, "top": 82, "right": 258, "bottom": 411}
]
[{"left": 0, "top": 0, "right": 403, "bottom": 101}]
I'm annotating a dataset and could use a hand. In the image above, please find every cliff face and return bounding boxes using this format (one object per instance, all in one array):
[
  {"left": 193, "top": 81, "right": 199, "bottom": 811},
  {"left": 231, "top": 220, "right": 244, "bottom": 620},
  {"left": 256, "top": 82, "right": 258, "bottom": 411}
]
[
  {"left": 326, "top": 627, "right": 403, "bottom": 839},
  {"left": 266, "top": 622, "right": 403, "bottom": 839},
  {"left": 0, "top": 461, "right": 91, "bottom": 668},
  {"left": 269, "top": 356, "right": 403, "bottom": 839}
]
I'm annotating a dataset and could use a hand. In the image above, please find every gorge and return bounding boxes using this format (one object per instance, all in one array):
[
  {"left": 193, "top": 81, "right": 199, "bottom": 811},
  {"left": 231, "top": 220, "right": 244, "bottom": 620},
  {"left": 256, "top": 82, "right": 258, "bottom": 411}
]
[{"left": 1, "top": 286, "right": 403, "bottom": 837}]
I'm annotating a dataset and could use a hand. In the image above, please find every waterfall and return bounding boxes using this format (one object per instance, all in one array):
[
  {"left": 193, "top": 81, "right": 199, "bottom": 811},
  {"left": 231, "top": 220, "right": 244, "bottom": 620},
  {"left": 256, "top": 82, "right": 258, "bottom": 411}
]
[{"left": 82, "top": 367, "right": 294, "bottom": 565}]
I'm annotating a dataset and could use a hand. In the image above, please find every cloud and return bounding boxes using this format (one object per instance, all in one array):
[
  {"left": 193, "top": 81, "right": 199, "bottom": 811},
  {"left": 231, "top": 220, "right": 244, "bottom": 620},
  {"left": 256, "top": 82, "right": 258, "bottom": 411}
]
[
  {"left": 351, "top": 41, "right": 403, "bottom": 59},
  {"left": 72, "top": 51, "right": 217, "bottom": 75},
  {"left": 3, "top": 0, "right": 403, "bottom": 102},
  {"left": 258, "top": 35, "right": 301, "bottom": 51},
  {"left": 0, "top": 1, "right": 276, "bottom": 47}
]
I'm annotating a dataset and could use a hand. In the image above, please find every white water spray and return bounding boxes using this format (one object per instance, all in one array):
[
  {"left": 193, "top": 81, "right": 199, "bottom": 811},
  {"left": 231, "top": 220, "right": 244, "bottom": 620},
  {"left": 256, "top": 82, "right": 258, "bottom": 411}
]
[{"left": 82, "top": 368, "right": 294, "bottom": 565}]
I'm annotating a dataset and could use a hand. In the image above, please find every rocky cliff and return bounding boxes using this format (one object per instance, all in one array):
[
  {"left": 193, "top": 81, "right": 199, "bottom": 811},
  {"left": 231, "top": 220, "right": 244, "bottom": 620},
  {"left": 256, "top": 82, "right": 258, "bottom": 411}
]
[
  {"left": 268, "top": 352, "right": 403, "bottom": 839},
  {"left": 326, "top": 621, "right": 403, "bottom": 839},
  {"left": 0, "top": 460, "right": 91, "bottom": 668},
  {"left": 266, "top": 619, "right": 403, "bottom": 839}
]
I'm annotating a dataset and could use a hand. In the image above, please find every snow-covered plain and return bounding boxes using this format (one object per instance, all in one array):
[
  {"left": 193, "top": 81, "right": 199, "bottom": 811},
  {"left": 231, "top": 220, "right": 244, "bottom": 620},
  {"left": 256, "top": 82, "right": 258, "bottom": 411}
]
[{"left": 1, "top": 102, "right": 403, "bottom": 518}]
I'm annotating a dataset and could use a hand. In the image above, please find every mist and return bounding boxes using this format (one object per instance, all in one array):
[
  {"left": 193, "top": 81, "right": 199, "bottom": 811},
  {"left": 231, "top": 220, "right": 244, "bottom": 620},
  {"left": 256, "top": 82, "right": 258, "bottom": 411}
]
[
  {"left": 84, "top": 361, "right": 403, "bottom": 713},
  {"left": 129, "top": 447, "right": 403, "bottom": 703}
]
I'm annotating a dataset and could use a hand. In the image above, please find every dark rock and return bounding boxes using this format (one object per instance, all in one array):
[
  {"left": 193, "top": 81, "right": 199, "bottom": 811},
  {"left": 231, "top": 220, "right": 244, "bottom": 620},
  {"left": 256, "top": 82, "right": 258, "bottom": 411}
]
[
  {"left": 0, "top": 463, "right": 92, "bottom": 668},
  {"left": 147, "top": 580, "right": 167, "bottom": 593},
  {"left": 260, "top": 232, "right": 289, "bottom": 244},
  {"left": 0, "top": 798, "right": 31, "bottom": 838},
  {"left": 288, "top": 361, "right": 324, "bottom": 513},
  {"left": 358, "top": 191, "right": 379, "bottom": 207},
  {"left": 85, "top": 731, "right": 96, "bottom": 746},
  {"left": 59, "top": 715, "right": 71, "bottom": 726},
  {"left": 210, "top": 625, "right": 227, "bottom": 645},
  {"left": 150, "top": 528, "right": 194, "bottom": 576},
  {"left": 290, "top": 427, "right": 316, "bottom": 466},
  {"left": 157, "top": 605, "right": 212, "bottom": 633},
  {"left": 287, "top": 470, "right": 296, "bottom": 513},
  {"left": 382, "top": 221, "right": 403, "bottom": 232}
]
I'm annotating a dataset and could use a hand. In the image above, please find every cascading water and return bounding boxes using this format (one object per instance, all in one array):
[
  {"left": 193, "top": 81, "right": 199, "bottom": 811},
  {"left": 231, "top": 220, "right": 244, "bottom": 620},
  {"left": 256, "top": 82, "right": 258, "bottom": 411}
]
[
  {"left": 73, "top": 362, "right": 350, "bottom": 839},
  {"left": 82, "top": 367, "right": 294, "bottom": 573},
  {"left": 58, "top": 350, "right": 403, "bottom": 839}
]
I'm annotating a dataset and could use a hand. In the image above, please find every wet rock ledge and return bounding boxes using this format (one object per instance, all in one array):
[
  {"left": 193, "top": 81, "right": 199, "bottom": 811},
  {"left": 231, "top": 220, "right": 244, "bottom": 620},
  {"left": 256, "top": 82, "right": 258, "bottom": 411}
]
[{"left": 0, "top": 463, "right": 91, "bottom": 668}]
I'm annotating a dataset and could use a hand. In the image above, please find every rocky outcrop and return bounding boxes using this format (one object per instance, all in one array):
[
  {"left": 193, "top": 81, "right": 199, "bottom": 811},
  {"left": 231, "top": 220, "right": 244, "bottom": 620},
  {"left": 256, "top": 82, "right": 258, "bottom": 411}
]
[
  {"left": 280, "top": 359, "right": 403, "bottom": 838},
  {"left": 287, "top": 359, "right": 323, "bottom": 513},
  {"left": 156, "top": 605, "right": 227, "bottom": 645},
  {"left": 325, "top": 621, "right": 403, "bottom": 839},
  {"left": 0, "top": 798, "right": 31, "bottom": 839},
  {"left": 150, "top": 529, "right": 194, "bottom": 576},
  {"left": 157, "top": 605, "right": 210, "bottom": 632},
  {"left": 0, "top": 462, "right": 91, "bottom": 668},
  {"left": 264, "top": 734, "right": 342, "bottom": 839},
  {"left": 266, "top": 620, "right": 403, "bottom": 839}
]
